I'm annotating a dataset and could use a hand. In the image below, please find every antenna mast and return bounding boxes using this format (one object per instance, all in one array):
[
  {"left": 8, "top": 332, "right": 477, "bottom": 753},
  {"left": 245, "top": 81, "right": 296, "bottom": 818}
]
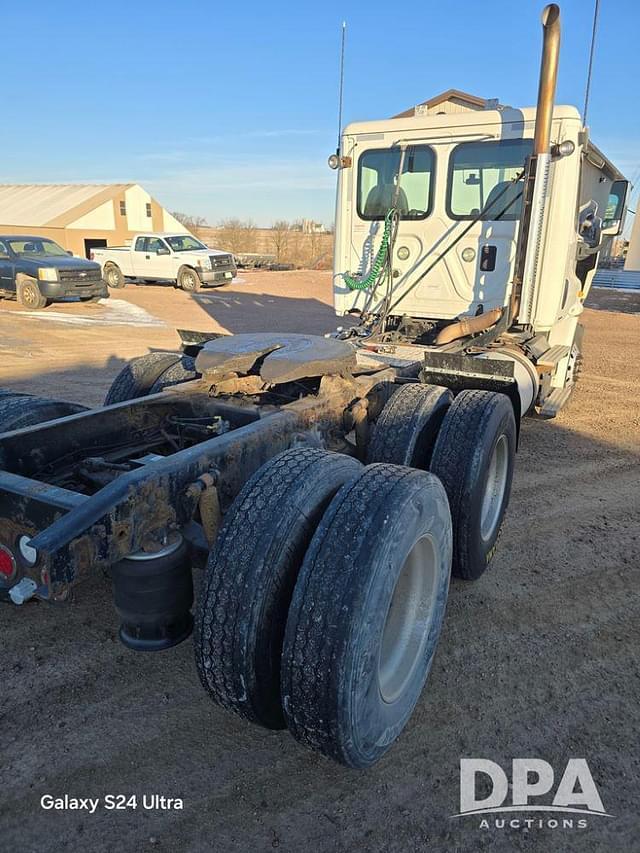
[
  {"left": 337, "top": 21, "right": 347, "bottom": 152},
  {"left": 582, "top": 0, "right": 600, "bottom": 126}
]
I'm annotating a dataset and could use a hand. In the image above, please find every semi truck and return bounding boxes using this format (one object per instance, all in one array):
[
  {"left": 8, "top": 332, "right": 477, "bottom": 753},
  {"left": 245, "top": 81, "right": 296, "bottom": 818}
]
[
  {"left": 92, "top": 232, "right": 237, "bottom": 291},
  {"left": 0, "top": 5, "right": 628, "bottom": 768}
]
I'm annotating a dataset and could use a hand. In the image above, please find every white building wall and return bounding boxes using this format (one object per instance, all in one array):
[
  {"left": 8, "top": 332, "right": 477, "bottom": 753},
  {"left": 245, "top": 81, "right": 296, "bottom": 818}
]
[
  {"left": 162, "top": 209, "right": 189, "bottom": 233},
  {"left": 125, "top": 185, "right": 154, "bottom": 232}
]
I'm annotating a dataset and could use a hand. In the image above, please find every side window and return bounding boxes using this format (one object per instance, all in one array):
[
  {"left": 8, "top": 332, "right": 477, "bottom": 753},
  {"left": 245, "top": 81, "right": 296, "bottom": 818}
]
[
  {"left": 146, "top": 237, "right": 166, "bottom": 253},
  {"left": 134, "top": 237, "right": 147, "bottom": 252},
  {"left": 447, "top": 139, "right": 532, "bottom": 220},
  {"left": 357, "top": 145, "right": 435, "bottom": 221},
  {"left": 0, "top": 240, "right": 9, "bottom": 258}
]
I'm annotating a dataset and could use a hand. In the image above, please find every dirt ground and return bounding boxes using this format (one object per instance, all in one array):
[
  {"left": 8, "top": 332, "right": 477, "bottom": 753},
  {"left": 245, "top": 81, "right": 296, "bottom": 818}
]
[{"left": 0, "top": 275, "right": 638, "bottom": 853}]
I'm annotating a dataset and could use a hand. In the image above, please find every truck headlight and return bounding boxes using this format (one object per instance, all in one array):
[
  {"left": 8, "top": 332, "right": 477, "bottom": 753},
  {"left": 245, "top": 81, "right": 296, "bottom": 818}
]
[
  {"left": 198, "top": 258, "right": 212, "bottom": 270},
  {"left": 38, "top": 268, "right": 59, "bottom": 282}
]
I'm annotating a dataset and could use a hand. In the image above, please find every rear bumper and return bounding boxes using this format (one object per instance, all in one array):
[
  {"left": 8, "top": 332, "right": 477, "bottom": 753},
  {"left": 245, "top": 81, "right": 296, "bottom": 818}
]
[{"left": 39, "top": 280, "right": 108, "bottom": 299}]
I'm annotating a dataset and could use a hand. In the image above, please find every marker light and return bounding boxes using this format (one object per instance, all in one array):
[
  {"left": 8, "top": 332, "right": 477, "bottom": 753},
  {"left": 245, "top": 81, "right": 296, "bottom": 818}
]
[
  {"left": 397, "top": 246, "right": 410, "bottom": 261},
  {"left": 461, "top": 247, "right": 476, "bottom": 263},
  {"left": 0, "top": 545, "right": 16, "bottom": 580},
  {"left": 552, "top": 140, "right": 576, "bottom": 158}
]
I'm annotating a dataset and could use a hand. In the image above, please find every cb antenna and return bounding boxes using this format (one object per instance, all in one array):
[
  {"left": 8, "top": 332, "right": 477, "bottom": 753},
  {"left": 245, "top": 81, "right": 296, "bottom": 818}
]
[
  {"left": 582, "top": 0, "right": 600, "bottom": 126},
  {"left": 336, "top": 21, "right": 347, "bottom": 153}
]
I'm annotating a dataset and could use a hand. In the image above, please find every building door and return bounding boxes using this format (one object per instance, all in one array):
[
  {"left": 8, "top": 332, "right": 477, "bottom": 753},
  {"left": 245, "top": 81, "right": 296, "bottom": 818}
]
[{"left": 84, "top": 238, "right": 108, "bottom": 259}]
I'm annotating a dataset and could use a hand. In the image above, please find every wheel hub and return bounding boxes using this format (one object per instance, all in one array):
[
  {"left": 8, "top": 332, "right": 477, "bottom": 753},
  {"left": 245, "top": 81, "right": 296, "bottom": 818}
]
[
  {"left": 480, "top": 434, "right": 508, "bottom": 541},
  {"left": 378, "top": 534, "right": 438, "bottom": 704}
]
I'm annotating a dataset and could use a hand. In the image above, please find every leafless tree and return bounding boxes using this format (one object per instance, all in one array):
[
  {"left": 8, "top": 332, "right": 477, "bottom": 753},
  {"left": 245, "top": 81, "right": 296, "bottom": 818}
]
[
  {"left": 271, "top": 220, "right": 291, "bottom": 263},
  {"left": 171, "top": 211, "right": 208, "bottom": 237},
  {"left": 216, "top": 219, "right": 258, "bottom": 255}
]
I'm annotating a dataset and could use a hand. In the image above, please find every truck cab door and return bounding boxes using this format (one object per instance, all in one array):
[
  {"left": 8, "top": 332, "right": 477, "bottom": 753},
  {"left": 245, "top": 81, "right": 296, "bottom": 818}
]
[
  {"left": 0, "top": 240, "right": 15, "bottom": 293},
  {"left": 133, "top": 236, "right": 172, "bottom": 279}
]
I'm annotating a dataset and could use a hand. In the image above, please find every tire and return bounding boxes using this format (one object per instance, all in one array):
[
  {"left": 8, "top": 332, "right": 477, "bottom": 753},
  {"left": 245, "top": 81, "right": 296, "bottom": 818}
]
[
  {"left": 430, "top": 390, "right": 516, "bottom": 581},
  {"left": 148, "top": 356, "right": 197, "bottom": 393},
  {"left": 104, "top": 263, "right": 125, "bottom": 289},
  {"left": 16, "top": 277, "right": 48, "bottom": 310},
  {"left": 0, "top": 394, "right": 87, "bottom": 433},
  {"left": 178, "top": 266, "right": 201, "bottom": 292},
  {"left": 104, "top": 352, "right": 191, "bottom": 405},
  {"left": 367, "top": 383, "right": 453, "bottom": 468},
  {"left": 194, "top": 447, "right": 362, "bottom": 729},
  {"left": 281, "top": 463, "right": 452, "bottom": 768}
]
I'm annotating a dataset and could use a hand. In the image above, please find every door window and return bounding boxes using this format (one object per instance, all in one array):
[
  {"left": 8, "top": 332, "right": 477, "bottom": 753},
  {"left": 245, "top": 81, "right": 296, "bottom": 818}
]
[
  {"left": 146, "top": 237, "right": 167, "bottom": 253},
  {"left": 447, "top": 139, "right": 532, "bottom": 220},
  {"left": 134, "top": 237, "right": 148, "bottom": 252},
  {"left": 357, "top": 146, "right": 435, "bottom": 221}
]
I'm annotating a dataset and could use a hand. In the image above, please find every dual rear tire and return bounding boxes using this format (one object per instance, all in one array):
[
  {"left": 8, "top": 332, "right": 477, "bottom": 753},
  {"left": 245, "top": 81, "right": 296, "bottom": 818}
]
[
  {"left": 368, "top": 383, "right": 516, "bottom": 580},
  {"left": 194, "top": 448, "right": 452, "bottom": 768}
]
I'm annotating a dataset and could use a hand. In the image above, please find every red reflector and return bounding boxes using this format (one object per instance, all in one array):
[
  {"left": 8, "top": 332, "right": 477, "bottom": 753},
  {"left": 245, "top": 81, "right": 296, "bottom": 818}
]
[{"left": 0, "top": 546, "right": 16, "bottom": 579}]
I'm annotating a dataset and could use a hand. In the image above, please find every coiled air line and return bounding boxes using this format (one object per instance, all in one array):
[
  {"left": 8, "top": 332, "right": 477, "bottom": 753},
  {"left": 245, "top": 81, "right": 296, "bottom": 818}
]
[{"left": 342, "top": 208, "right": 396, "bottom": 291}]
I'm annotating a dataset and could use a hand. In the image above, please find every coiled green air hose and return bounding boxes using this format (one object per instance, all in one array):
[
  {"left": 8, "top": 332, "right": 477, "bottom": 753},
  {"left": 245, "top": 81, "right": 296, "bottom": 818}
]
[{"left": 342, "top": 208, "right": 395, "bottom": 291}]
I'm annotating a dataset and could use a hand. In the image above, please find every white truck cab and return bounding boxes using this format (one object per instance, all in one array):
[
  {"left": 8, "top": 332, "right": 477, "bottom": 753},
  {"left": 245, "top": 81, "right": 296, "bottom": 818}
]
[
  {"left": 93, "top": 233, "right": 237, "bottom": 292},
  {"left": 331, "top": 7, "right": 628, "bottom": 419}
]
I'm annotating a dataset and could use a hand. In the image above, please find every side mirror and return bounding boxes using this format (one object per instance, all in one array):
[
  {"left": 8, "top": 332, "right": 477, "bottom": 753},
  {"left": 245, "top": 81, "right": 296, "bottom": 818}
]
[
  {"left": 602, "top": 179, "right": 629, "bottom": 236},
  {"left": 67, "top": 250, "right": 74, "bottom": 256},
  {"left": 157, "top": 247, "right": 170, "bottom": 255}
]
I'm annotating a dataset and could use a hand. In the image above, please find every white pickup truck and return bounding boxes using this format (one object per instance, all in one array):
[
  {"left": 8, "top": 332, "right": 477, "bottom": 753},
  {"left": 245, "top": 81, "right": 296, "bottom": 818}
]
[{"left": 92, "top": 233, "right": 237, "bottom": 291}]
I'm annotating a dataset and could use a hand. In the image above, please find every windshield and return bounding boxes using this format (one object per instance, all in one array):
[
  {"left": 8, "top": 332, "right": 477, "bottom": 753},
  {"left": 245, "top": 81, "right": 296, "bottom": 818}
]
[
  {"left": 357, "top": 145, "right": 435, "bottom": 221},
  {"left": 165, "top": 235, "right": 207, "bottom": 252},
  {"left": 8, "top": 238, "right": 69, "bottom": 257}
]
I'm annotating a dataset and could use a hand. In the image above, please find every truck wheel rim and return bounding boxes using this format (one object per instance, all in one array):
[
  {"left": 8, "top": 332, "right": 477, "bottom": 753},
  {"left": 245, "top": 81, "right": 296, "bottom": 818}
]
[
  {"left": 480, "top": 434, "right": 508, "bottom": 541},
  {"left": 107, "top": 269, "right": 118, "bottom": 286},
  {"left": 24, "top": 286, "right": 37, "bottom": 306},
  {"left": 183, "top": 272, "right": 195, "bottom": 288},
  {"left": 378, "top": 534, "right": 438, "bottom": 704}
]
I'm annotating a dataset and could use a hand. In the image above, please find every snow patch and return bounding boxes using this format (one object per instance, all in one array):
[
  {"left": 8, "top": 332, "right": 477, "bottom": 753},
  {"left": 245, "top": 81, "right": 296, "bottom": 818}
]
[{"left": 2, "top": 299, "right": 165, "bottom": 327}]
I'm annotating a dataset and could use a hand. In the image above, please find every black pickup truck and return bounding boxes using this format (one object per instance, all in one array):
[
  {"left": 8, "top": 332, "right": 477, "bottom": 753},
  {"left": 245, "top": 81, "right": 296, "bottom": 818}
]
[{"left": 0, "top": 235, "right": 108, "bottom": 309}]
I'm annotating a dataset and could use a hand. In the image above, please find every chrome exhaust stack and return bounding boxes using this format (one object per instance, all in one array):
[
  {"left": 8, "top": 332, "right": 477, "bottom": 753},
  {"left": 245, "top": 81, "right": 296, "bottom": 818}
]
[{"left": 511, "top": 3, "right": 561, "bottom": 325}]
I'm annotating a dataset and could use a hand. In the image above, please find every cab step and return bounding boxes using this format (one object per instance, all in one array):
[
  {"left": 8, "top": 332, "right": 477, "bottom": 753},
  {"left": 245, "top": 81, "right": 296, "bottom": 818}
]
[
  {"left": 539, "top": 386, "right": 572, "bottom": 418},
  {"left": 536, "top": 345, "right": 569, "bottom": 373}
]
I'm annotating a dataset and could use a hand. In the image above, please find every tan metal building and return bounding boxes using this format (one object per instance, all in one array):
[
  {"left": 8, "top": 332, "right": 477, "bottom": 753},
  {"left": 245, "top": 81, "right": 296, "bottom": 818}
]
[
  {"left": 394, "top": 89, "right": 496, "bottom": 118},
  {"left": 0, "top": 184, "right": 188, "bottom": 258}
]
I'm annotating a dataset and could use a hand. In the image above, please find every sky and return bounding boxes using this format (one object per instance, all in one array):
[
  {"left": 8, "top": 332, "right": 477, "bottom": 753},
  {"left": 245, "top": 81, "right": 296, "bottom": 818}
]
[{"left": 1, "top": 0, "right": 638, "bottom": 228}]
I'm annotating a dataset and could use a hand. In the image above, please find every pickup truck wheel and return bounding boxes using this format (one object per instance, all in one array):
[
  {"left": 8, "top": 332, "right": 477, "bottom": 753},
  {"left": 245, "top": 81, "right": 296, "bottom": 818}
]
[
  {"left": 178, "top": 266, "right": 201, "bottom": 292},
  {"left": 367, "top": 383, "right": 453, "bottom": 469},
  {"left": 16, "top": 277, "right": 48, "bottom": 310},
  {"left": 104, "top": 352, "right": 196, "bottom": 405},
  {"left": 194, "top": 448, "right": 362, "bottom": 730},
  {"left": 104, "top": 263, "right": 125, "bottom": 289},
  {"left": 430, "top": 390, "right": 516, "bottom": 580},
  {"left": 0, "top": 394, "right": 87, "bottom": 433},
  {"left": 281, "top": 464, "right": 452, "bottom": 768}
]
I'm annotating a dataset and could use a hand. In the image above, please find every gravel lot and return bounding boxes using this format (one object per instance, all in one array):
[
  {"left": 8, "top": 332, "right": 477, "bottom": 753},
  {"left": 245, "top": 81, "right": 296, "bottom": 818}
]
[{"left": 0, "top": 276, "right": 638, "bottom": 853}]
